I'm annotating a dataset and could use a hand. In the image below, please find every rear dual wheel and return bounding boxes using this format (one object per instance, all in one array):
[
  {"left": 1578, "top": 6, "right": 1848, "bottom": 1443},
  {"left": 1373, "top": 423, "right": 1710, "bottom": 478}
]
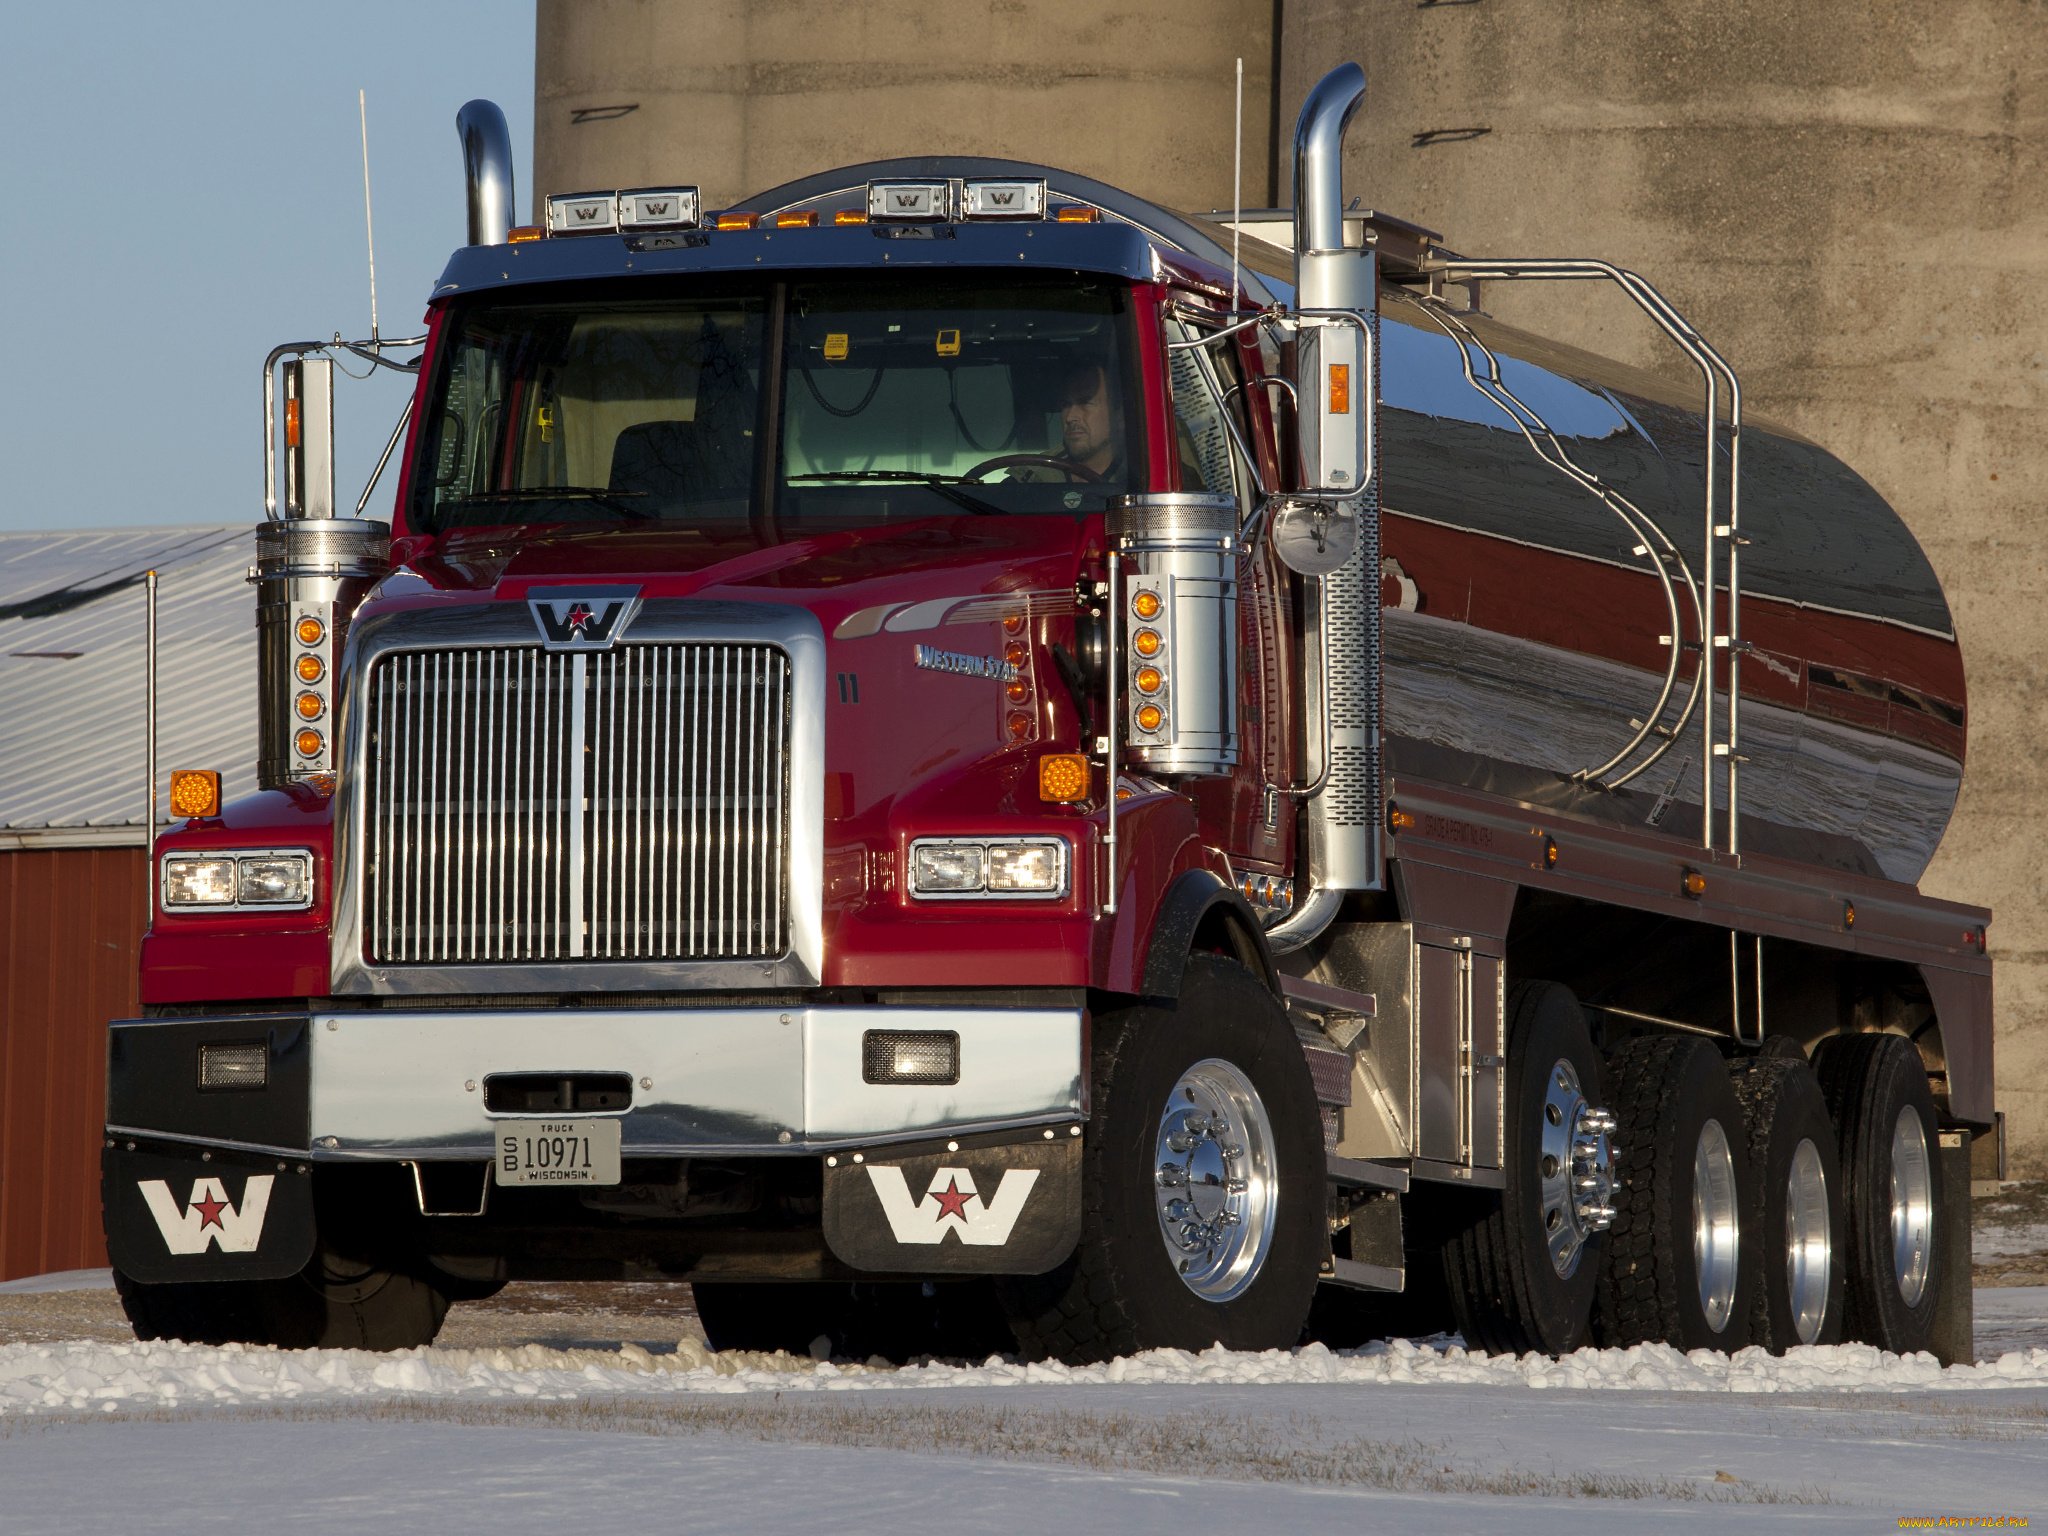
[
  {"left": 1812, "top": 1032, "right": 1944, "bottom": 1355},
  {"left": 1727, "top": 1056, "right": 1846, "bottom": 1350},
  {"left": 1598, "top": 1036, "right": 1761, "bottom": 1351}
]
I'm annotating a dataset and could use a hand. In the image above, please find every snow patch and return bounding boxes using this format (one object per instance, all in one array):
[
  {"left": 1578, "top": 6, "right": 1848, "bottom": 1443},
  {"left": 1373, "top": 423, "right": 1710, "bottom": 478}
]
[
  {"left": 5, "top": 1333, "right": 2048, "bottom": 1417},
  {"left": 0, "top": 1270, "right": 114, "bottom": 1296}
]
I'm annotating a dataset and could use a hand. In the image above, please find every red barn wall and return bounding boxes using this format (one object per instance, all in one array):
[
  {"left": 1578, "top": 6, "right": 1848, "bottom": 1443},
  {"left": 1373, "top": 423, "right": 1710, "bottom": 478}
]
[{"left": 0, "top": 847, "right": 142, "bottom": 1281}]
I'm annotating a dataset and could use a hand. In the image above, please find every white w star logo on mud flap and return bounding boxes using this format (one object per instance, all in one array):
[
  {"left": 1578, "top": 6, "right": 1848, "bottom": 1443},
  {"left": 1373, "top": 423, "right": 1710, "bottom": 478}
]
[
  {"left": 863, "top": 1164, "right": 1039, "bottom": 1245},
  {"left": 136, "top": 1176, "right": 273, "bottom": 1255}
]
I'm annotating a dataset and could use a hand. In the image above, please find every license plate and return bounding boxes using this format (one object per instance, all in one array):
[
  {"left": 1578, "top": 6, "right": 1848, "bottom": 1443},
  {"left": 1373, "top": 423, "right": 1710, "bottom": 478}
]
[{"left": 494, "top": 1118, "right": 622, "bottom": 1186}]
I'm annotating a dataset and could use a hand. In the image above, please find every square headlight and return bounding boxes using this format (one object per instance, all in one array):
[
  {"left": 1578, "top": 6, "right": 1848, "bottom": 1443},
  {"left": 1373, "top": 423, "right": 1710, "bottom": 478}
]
[
  {"left": 163, "top": 856, "right": 237, "bottom": 906},
  {"left": 988, "top": 842, "right": 1064, "bottom": 893},
  {"left": 238, "top": 854, "right": 311, "bottom": 906},
  {"left": 912, "top": 842, "right": 986, "bottom": 893}
]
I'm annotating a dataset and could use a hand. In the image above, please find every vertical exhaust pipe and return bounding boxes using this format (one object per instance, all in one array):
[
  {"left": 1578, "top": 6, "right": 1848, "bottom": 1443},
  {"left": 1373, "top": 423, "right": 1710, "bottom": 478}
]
[
  {"left": 1292, "top": 62, "right": 1370, "bottom": 309},
  {"left": 1268, "top": 62, "right": 1382, "bottom": 955},
  {"left": 458, "top": 99, "right": 516, "bottom": 246}
]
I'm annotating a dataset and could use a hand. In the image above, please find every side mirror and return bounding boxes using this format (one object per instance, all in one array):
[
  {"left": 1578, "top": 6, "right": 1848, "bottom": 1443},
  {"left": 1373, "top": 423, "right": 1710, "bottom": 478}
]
[
  {"left": 282, "top": 357, "right": 335, "bottom": 519},
  {"left": 1294, "top": 312, "right": 1374, "bottom": 497},
  {"left": 1269, "top": 499, "right": 1358, "bottom": 577}
]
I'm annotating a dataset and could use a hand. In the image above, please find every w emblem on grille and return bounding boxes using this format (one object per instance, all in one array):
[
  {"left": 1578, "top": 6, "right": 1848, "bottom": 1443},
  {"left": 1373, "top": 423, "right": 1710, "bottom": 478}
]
[{"left": 527, "top": 585, "right": 643, "bottom": 650}]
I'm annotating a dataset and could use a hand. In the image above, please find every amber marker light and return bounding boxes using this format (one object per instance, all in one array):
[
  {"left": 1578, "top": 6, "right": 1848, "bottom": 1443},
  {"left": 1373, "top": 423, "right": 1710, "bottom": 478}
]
[
  {"left": 507, "top": 225, "right": 545, "bottom": 243},
  {"left": 295, "top": 692, "right": 324, "bottom": 721},
  {"left": 1328, "top": 363, "right": 1351, "bottom": 415},
  {"left": 1055, "top": 205, "right": 1100, "bottom": 223},
  {"left": 294, "top": 728, "right": 324, "bottom": 757},
  {"left": 295, "top": 654, "right": 325, "bottom": 683},
  {"left": 1002, "top": 614, "right": 1025, "bottom": 635},
  {"left": 1131, "top": 590, "right": 1161, "bottom": 620},
  {"left": 1843, "top": 900, "right": 1856, "bottom": 930},
  {"left": 716, "top": 211, "right": 760, "bottom": 231},
  {"left": 1681, "top": 868, "right": 1707, "bottom": 898},
  {"left": 1134, "top": 666, "right": 1163, "bottom": 695},
  {"left": 1542, "top": 835, "right": 1559, "bottom": 869},
  {"left": 1038, "top": 753, "right": 1089, "bottom": 803},
  {"left": 1135, "top": 703, "right": 1164, "bottom": 732},
  {"left": 284, "top": 398, "right": 301, "bottom": 449},
  {"left": 775, "top": 211, "right": 818, "bottom": 228},
  {"left": 1387, "top": 804, "right": 1416, "bottom": 833},
  {"left": 1005, "top": 711, "right": 1033, "bottom": 741},
  {"left": 834, "top": 209, "right": 869, "bottom": 226},
  {"left": 295, "top": 616, "right": 325, "bottom": 646},
  {"left": 168, "top": 769, "right": 221, "bottom": 820},
  {"left": 1132, "top": 628, "right": 1163, "bottom": 657},
  {"left": 1006, "top": 678, "right": 1030, "bottom": 703}
]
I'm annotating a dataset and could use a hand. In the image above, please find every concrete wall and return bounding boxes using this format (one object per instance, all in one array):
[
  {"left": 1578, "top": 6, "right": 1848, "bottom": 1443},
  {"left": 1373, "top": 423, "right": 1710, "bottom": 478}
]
[
  {"left": 530, "top": 2, "right": 2045, "bottom": 1175},
  {"left": 534, "top": 0, "right": 1280, "bottom": 217},
  {"left": 1277, "top": 1, "right": 2048, "bottom": 1176}
]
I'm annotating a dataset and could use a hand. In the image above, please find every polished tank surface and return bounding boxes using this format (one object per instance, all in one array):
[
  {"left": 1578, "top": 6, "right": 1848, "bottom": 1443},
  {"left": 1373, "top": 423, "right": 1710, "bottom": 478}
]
[{"left": 1374, "top": 293, "right": 1963, "bottom": 883}]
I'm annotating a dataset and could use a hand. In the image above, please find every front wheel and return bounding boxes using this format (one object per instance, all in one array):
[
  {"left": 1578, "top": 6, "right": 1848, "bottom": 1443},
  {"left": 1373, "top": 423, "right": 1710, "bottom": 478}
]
[{"left": 997, "top": 954, "right": 1325, "bottom": 1363}]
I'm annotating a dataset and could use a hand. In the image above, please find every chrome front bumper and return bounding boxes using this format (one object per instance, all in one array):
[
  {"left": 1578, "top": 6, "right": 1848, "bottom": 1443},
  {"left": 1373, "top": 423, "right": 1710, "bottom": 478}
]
[{"left": 304, "top": 1006, "right": 1084, "bottom": 1160}]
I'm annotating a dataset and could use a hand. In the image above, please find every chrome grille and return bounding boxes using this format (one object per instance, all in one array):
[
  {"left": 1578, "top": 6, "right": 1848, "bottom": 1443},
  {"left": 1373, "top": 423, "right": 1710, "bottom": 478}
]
[{"left": 365, "top": 644, "right": 790, "bottom": 963}]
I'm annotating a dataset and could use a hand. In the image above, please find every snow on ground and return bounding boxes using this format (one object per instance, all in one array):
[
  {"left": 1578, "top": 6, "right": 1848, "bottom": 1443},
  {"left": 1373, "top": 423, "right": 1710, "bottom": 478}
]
[
  {"left": 0, "top": 1268, "right": 112, "bottom": 1295},
  {"left": 6, "top": 1327, "right": 2048, "bottom": 1417}
]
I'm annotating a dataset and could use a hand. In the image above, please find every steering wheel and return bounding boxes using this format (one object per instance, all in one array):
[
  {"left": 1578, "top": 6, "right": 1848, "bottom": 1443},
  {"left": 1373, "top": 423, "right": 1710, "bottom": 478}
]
[{"left": 962, "top": 453, "right": 1104, "bottom": 483}]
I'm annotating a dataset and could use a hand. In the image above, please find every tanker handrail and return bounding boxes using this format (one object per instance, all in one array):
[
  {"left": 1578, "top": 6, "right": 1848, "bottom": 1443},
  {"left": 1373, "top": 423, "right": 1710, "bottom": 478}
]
[
  {"left": 1429, "top": 257, "right": 1745, "bottom": 855},
  {"left": 1403, "top": 296, "right": 1705, "bottom": 793}
]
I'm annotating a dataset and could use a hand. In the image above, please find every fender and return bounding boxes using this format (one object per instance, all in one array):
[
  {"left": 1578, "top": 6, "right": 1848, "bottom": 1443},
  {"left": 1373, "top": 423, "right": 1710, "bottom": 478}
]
[{"left": 1140, "top": 868, "right": 1280, "bottom": 1000}]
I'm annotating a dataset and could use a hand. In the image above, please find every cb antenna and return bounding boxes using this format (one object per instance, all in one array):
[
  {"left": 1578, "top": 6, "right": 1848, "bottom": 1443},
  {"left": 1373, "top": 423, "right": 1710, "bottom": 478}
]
[
  {"left": 1228, "top": 55, "right": 1245, "bottom": 313},
  {"left": 359, "top": 88, "right": 380, "bottom": 343}
]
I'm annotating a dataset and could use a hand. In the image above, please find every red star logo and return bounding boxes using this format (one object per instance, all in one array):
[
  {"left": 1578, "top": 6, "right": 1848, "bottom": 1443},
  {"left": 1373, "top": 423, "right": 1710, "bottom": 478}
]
[
  {"left": 191, "top": 1190, "right": 229, "bottom": 1230},
  {"left": 929, "top": 1177, "right": 974, "bottom": 1222},
  {"left": 565, "top": 602, "right": 595, "bottom": 632}
]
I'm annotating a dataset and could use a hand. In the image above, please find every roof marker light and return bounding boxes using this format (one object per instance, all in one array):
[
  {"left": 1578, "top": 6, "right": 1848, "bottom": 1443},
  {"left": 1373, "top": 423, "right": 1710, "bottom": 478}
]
[
  {"left": 545, "top": 191, "right": 619, "bottom": 236},
  {"left": 1054, "top": 205, "right": 1100, "bottom": 223},
  {"left": 961, "top": 180, "right": 1046, "bottom": 220},
  {"left": 867, "top": 181, "right": 949, "bottom": 222},
  {"left": 834, "top": 209, "right": 869, "bottom": 225},
  {"left": 506, "top": 225, "right": 545, "bottom": 243},
  {"left": 774, "top": 210, "right": 818, "bottom": 229},
  {"left": 618, "top": 186, "right": 700, "bottom": 231},
  {"left": 715, "top": 211, "right": 760, "bottom": 231}
]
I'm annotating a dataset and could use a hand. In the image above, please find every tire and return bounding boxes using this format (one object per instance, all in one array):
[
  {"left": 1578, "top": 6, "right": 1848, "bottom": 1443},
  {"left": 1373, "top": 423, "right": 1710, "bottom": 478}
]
[
  {"left": 996, "top": 953, "right": 1325, "bottom": 1363},
  {"left": 1597, "top": 1035, "right": 1760, "bottom": 1351},
  {"left": 1811, "top": 1032, "right": 1943, "bottom": 1354},
  {"left": 115, "top": 1248, "right": 450, "bottom": 1350},
  {"left": 692, "top": 1280, "right": 1016, "bottom": 1363},
  {"left": 1438, "top": 981, "right": 1611, "bottom": 1356},
  {"left": 1727, "top": 1057, "right": 1847, "bottom": 1351}
]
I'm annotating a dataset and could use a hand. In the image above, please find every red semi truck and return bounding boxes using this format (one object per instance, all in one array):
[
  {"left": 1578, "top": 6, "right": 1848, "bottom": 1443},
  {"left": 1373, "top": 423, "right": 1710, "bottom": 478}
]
[{"left": 104, "top": 66, "right": 1990, "bottom": 1365}]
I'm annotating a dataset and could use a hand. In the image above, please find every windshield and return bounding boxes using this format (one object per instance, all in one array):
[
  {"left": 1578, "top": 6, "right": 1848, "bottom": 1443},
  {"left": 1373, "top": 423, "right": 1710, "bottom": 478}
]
[{"left": 407, "top": 274, "right": 1144, "bottom": 533}]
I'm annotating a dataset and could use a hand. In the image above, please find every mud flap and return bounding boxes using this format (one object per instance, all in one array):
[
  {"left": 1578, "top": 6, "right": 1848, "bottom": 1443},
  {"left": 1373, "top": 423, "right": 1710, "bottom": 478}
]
[
  {"left": 102, "top": 1144, "right": 315, "bottom": 1284},
  {"left": 822, "top": 1128, "right": 1081, "bottom": 1275}
]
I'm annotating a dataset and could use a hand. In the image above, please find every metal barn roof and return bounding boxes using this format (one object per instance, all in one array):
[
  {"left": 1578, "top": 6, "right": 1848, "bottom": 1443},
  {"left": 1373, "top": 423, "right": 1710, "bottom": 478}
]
[{"left": 0, "top": 525, "right": 259, "bottom": 846}]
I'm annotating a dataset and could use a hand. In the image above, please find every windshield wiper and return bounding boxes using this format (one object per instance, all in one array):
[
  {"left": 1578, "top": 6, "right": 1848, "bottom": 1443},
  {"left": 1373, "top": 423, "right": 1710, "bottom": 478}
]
[
  {"left": 459, "top": 487, "right": 655, "bottom": 520},
  {"left": 785, "top": 470, "right": 1005, "bottom": 517}
]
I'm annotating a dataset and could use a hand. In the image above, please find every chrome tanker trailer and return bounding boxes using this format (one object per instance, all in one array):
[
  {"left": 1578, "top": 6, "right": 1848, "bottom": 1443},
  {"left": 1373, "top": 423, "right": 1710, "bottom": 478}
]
[{"left": 104, "top": 65, "right": 1986, "bottom": 1367}]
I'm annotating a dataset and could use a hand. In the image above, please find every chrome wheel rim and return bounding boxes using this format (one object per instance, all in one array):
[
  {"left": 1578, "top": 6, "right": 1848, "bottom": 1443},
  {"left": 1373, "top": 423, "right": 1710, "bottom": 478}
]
[
  {"left": 1154, "top": 1058, "right": 1278, "bottom": 1303},
  {"left": 1692, "top": 1117, "right": 1740, "bottom": 1333},
  {"left": 1538, "top": 1060, "right": 1615, "bottom": 1278},
  {"left": 1890, "top": 1105, "right": 1934, "bottom": 1307},
  {"left": 1785, "top": 1136, "right": 1832, "bottom": 1345}
]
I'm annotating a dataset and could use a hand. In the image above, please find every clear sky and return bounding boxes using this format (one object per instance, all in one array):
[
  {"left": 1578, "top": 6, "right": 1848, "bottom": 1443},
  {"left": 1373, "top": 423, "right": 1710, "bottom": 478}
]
[{"left": 0, "top": 2, "right": 536, "bottom": 533}]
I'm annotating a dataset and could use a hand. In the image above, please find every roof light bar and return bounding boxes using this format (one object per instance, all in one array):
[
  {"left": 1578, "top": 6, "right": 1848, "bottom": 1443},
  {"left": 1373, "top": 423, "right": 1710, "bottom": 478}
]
[
  {"left": 546, "top": 191, "right": 619, "bottom": 236},
  {"left": 960, "top": 179, "right": 1046, "bottom": 220},
  {"left": 868, "top": 181, "right": 950, "bottom": 222}
]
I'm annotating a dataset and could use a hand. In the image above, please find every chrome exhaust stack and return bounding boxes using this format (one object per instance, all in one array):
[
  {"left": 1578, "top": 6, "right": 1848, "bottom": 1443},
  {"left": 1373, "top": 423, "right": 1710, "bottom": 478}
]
[
  {"left": 1267, "top": 62, "right": 1383, "bottom": 955},
  {"left": 458, "top": 99, "right": 516, "bottom": 246}
]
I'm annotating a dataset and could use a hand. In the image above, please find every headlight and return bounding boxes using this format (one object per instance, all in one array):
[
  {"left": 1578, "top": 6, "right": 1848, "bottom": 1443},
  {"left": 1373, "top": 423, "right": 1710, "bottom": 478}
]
[
  {"left": 162, "top": 856, "right": 237, "bottom": 906},
  {"left": 912, "top": 842, "right": 986, "bottom": 893},
  {"left": 238, "top": 854, "right": 311, "bottom": 906},
  {"left": 909, "top": 837, "right": 1067, "bottom": 900},
  {"left": 159, "top": 849, "right": 315, "bottom": 911}
]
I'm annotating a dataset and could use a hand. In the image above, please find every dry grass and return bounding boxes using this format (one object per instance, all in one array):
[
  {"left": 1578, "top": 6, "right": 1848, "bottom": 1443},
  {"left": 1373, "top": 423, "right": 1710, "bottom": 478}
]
[{"left": 1, "top": 1396, "right": 1839, "bottom": 1503}]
